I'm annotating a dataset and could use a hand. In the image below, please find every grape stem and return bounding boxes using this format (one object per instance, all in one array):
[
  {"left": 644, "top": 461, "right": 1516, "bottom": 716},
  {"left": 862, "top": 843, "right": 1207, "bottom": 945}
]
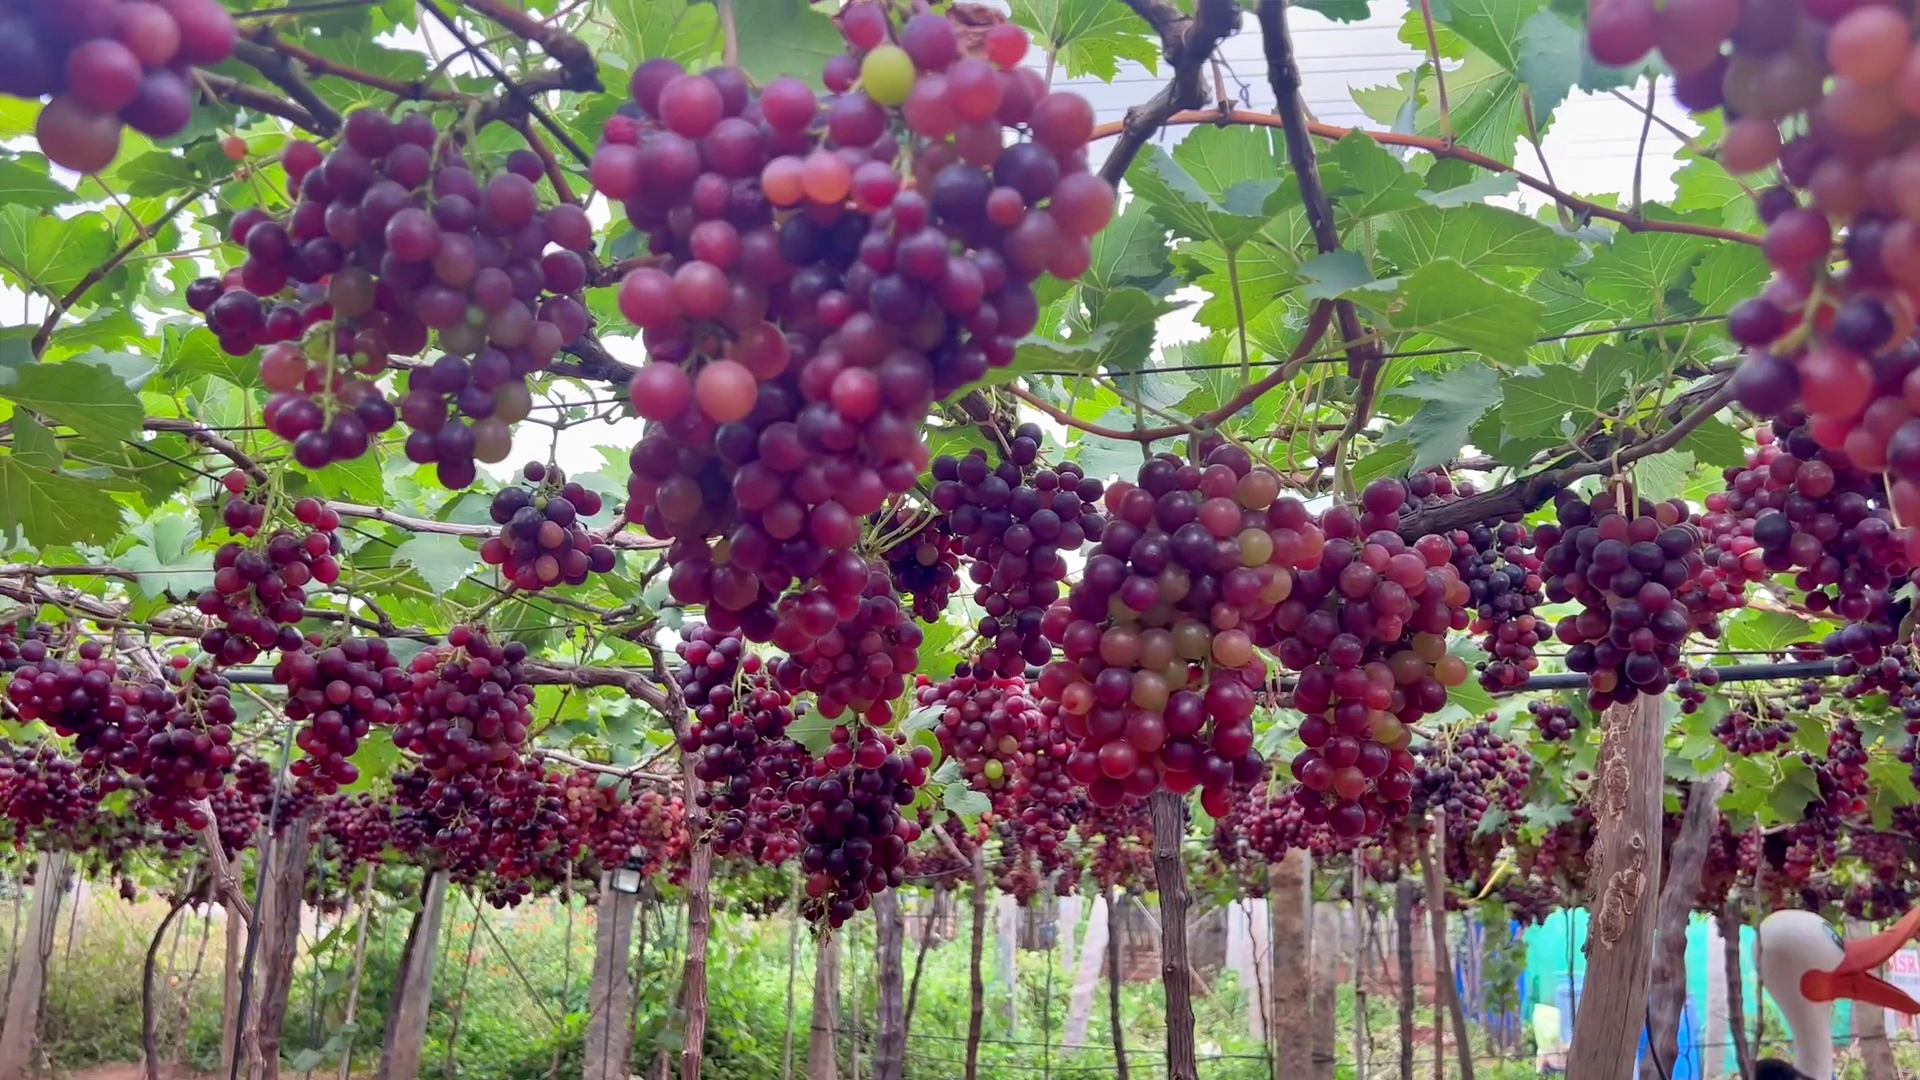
[
  {"left": 196, "top": 72, "right": 335, "bottom": 137},
  {"left": 1006, "top": 299, "right": 1336, "bottom": 442},
  {"left": 1098, "top": 0, "right": 1243, "bottom": 186},
  {"left": 1089, "top": 109, "right": 1763, "bottom": 246},
  {"left": 510, "top": 117, "right": 577, "bottom": 205},
  {"left": 1415, "top": 0, "right": 1452, "bottom": 142},
  {"left": 419, "top": 0, "right": 596, "bottom": 166}
]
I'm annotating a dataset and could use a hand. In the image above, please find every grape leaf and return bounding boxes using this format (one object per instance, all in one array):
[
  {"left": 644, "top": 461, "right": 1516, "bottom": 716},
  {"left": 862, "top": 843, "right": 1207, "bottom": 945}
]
[
  {"left": 0, "top": 158, "right": 73, "bottom": 211},
  {"left": 1127, "top": 146, "right": 1286, "bottom": 250},
  {"left": 942, "top": 783, "right": 992, "bottom": 820},
  {"left": 0, "top": 206, "right": 115, "bottom": 298},
  {"left": 1672, "top": 158, "right": 1760, "bottom": 236},
  {"left": 1678, "top": 417, "right": 1747, "bottom": 468},
  {"left": 1500, "top": 365, "right": 1599, "bottom": 439},
  {"left": 0, "top": 452, "right": 130, "bottom": 547},
  {"left": 1351, "top": 259, "right": 1543, "bottom": 363},
  {"left": 605, "top": 0, "right": 720, "bottom": 68},
  {"left": 1298, "top": 251, "right": 1379, "bottom": 301},
  {"left": 1768, "top": 756, "right": 1822, "bottom": 824},
  {"left": 1349, "top": 443, "right": 1415, "bottom": 491},
  {"left": 1516, "top": 10, "right": 1581, "bottom": 120},
  {"left": 1170, "top": 125, "right": 1289, "bottom": 204},
  {"left": 1868, "top": 758, "right": 1920, "bottom": 830},
  {"left": 1582, "top": 232, "right": 1715, "bottom": 311},
  {"left": 1630, "top": 450, "right": 1694, "bottom": 504},
  {"left": 732, "top": 0, "right": 842, "bottom": 85},
  {"left": 1376, "top": 204, "right": 1578, "bottom": 275},
  {"left": 1722, "top": 608, "right": 1819, "bottom": 654},
  {"left": 1084, "top": 200, "right": 1173, "bottom": 296},
  {"left": 1325, "top": 133, "right": 1426, "bottom": 223},
  {"left": 1688, "top": 243, "right": 1769, "bottom": 317},
  {"left": 1009, "top": 0, "right": 1159, "bottom": 82},
  {"left": 1383, "top": 365, "right": 1502, "bottom": 470},
  {"left": 788, "top": 712, "right": 844, "bottom": 758},
  {"left": 1440, "top": 0, "right": 1545, "bottom": 74},
  {"left": 392, "top": 534, "right": 478, "bottom": 596},
  {"left": 0, "top": 356, "right": 143, "bottom": 443}
]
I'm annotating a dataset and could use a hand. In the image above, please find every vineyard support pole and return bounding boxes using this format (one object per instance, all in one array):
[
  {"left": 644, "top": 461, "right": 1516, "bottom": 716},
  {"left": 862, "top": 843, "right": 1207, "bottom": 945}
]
[
  {"left": 807, "top": 931, "right": 841, "bottom": 1080},
  {"left": 1721, "top": 907, "right": 1753, "bottom": 1080},
  {"left": 1395, "top": 877, "right": 1415, "bottom": 1080},
  {"left": 585, "top": 869, "right": 641, "bottom": 1080},
  {"left": 1269, "top": 848, "right": 1311, "bottom": 1068},
  {"left": 1650, "top": 772, "right": 1731, "bottom": 1070},
  {"left": 0, "top": 852, "right": 68, "bottom": 1080},
  {"left": 965, "top": 843, "right": 987, "bottom": 1080},
  {"left": 872, "top": 890, "right": 906, "bottom": 1080},
  {"left": 1568, "top": 696, "right": 1668, "bottom": 1079},
  {"left": 1107, "top": 891, "right": 1128, "bottom": 1080},
  {"left": 1425, "top": 813, "right": 1474, "bottom": 1080},
  {"left": 335, "top": 872, "right": 375, "bottom": 1080},
  {"left": 1148, "top": 791, "right": 1198, "bottom": 1080},
  {"left": 380, "top": 869, "right": 450, "bottom": 1080}
]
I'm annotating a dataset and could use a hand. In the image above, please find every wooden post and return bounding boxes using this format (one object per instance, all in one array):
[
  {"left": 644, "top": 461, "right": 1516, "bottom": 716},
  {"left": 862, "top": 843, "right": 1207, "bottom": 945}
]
[
  {"left": 1568, "top": 696, "right": 1668, "bottom": 1080},
  {"left": 1309, "top": 901, "right": 1337, "bottom": 1080},
  {"left": 1148, "top": 792, "right": 1197, "bottom": 1080},
  {"left": 380, "top": 869, "right": 449, "bottom": 1080},
  {"left": 1425, "top": 813, "right": 1474, "bottom": 1080},
  {"left": 784, "top": 875, "right": 802, "bottom": 1080},
  {"left": 1269, "top": 848, "right": 1312, "bottom": 1063},
  {"left": 221, "top": 897, "right": 245, "bottom": 1078},
  {"left": 1721, "top": 908, "right": 1753, "bottom": 1080},
  {"left": 0, "top": 852, "right": 68, "bottom": 1080},
  {"left": 250, "top": 815, "right": 311, "bottom": 1080},
  {"left": 1648, "top": 773, "right": 1730, "bottom": 1070},
  {"left": 964, "top": 845, "right": 987, "bottom": 1080},
  {"left": 678, "top": 826, "right": 714, "bottom": 1078},
  {"left": 1353, "top": 864, "right": 1369, "bottom": 1080},
  {"left": 1107, "top": 892, "right": 1128, "bottom": 1080},
  {"left": 1396, "top": 878, "right": 1415, "bottom": 1080},
  {"left": 807, "top": 932, "right": 841, "bottom": 1080},
  {"left": 335, "top": 873, "right": 375, "bottom": 1080},
  {"left": 584, "top": 872, "right": 640, "bottom": 1080},
  {"left": 872, "top": 891, "right": 906, "bottom": 1080}
]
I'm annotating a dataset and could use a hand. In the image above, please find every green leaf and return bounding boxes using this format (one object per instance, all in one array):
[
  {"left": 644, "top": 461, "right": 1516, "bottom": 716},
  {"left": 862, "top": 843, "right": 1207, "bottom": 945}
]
[
  {"left": 1583, "top": 232, "right": 1715, "bottom": 311},
  {"left": 1420, "top": 171, "right": 1520, "bottom": 208},
  {"left": 0, "top": 207, "right": 115, "bottom": 297},
  {"left": 731, "top": 0, "right": 843, "bottom": 85},
  {"left": 942, "top": 783, "right": 992, "bottom": 820},
  {"left": 1688, "top": 243, "right": 1769, "bottom": 317},
  {"left": 1630, "top": 449, "right": 1694, "bottom": 503},
  {"left": 1350, "top": 443, "right": 1415, "bottom": 491},
  {"left": 0, "top": 452, "right": 128, "bottom": 547},
  {"left": 1516, "top": 10, "right": 1582, "bottom": 119},
  {"left": 1298, "top": 251, "right": 1380, "bottom": 301},
  {"left": 391, "top": 534, "right": 476, "bottom": 596},
  {"left": 605, "top": 0, "right": 719, "bottom": 68},
  {"left": 11, "top": 414, "right": 57, "bottom": 467},
  {"left": 1297, "top": 0, "right": 1374, "bottom": 21},
  {"left": 0, "top": 158, "right": 73, "bottom": 211},
  {"left": 1009, "top": 0, "right": 1160, "bottom": 81},
  {"left": 1324, "top": 132, "right": 1426, "bottom": 222},
  {"left": 902, "top": 703, "right": 944, "bottom": 737},
  {"left": 1440, "top": 0, "right": 1546, "bottom": 74},
  {"left": 1722, "top": 609, "right": 1819, "bottom": 654},
  {"left": 1084, "top": 200, "right": 1172, "bottom": 295},
  {"left": 1768, "top": 756, "right": 1822, "bottom": 824},
  {"left": 1679, "top": 417, "right": 1748, "bottom": 468},
  {"left": 1672, "top": 158, "right": 1760, "bottom": 236},
  {"left": 1355, "top": 260, "right": 1543, "bottom": 363},
  {"left": 1127, "top": 146, "right": 1283, "bottom": 250},
  {"left": 998, "top": 288, "right": 1179, "bottom": 386},
  {"left": 161, "top": 325, "right": 259, "bottom": 389},
  {"left": 0, "top": 357, "right": 143, "bottom": 442},
  {"left": 1384, "top": 365, "right": 1503, "bottom": 469},
  {"left": 120, "top": 515, "right": 211, "bottom": 598},
  {"left": 1170, "top": 125, "right": 1288, "bottom": 204},
  {"left": 341, "top": 730, "right": 407, "bottom": 794},
  {"left": 787, "top": 712, "right": 843, "bottom": 758},
  {"left": 1500, "top": 365, "right": 1596, "bottom": 439},
  {"left": 1868, "top": 757, "right": 1920, "bottom": 830},
  {"left": 1376, "top": 204, "right": 1578, "bottom": 275},
  {"left": 1356, "top": 51, "right": 1527, "bottom": 162}
]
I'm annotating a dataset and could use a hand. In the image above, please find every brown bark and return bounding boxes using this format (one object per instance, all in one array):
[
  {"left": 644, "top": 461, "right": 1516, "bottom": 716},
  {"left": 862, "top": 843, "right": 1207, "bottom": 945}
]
[
  {"left": 1568, "top": 696, "right": 1668, "bottom": 1080},
  {"left": 1425, "top": 814, "right": 1474, "bottom": 1080},
  {"left": 380, "top": 869, "right": 449, "bottom": 1080},
  {"left": 1396, "top": 878, "right": 1415, "bottom": 1080},
  {"left": 221, "top": 897, "right": 246, "bottom": 1077},
  {"left": 678, "top": 835, "right": 714, "bottom": 1079},
  {"left": 438, "top": 903, "right": 479, "bottom": 1080},
  {"left": 784, "top": 876, "right": 801, "bottom": 1080},
  {"left": 0, "top": 852, "right": 68, "bottom": 1080},
  {"left": 965, "top": 846, "right": 987, "bottom": 1080},
  {"left": 807, "top": 932, "right": 841, "bottom": 1080},
  {"left": 1649, "top": 772, "right": 1731, "bottom": 1071},
  {"left": 1148, "top": 792, "right": 1197, "bottom": 1080},
  {"left": 143, "top": 880, "right": 197, "bottom": 1080},
  {"left": 871, "top": 891, "right": 906, "bottom": 1080},
  {"left": 1721, "top": 908, "right": 1753, "bottom": 1080},
  {"left": 901, "top": 894, "right": 934, "bottom": 1038},
  {"left": 1107, "top": 891, "right": 1129, "bottom": 1080},
  {"left": 1269, "top": 849, "right": 1312, "bottom": 1060},
  {"left": 336, "top": 873, "right": 376, "bottom": 1080},
  {"left": 1309, "top": 902, "right": 1337, "bottom": 1080},
  {"left": 1352, "top": 865, "right": 1369, "bottom": 1080},
  {"left": 250, "top": 815, "right": 311, "bottom": 1080},
  {"left": 585, "top": 872, "right": 641, "bottom": 1080},
  {"left": 1848, "top": 919, "right": 1899, "bottom": 1080}
]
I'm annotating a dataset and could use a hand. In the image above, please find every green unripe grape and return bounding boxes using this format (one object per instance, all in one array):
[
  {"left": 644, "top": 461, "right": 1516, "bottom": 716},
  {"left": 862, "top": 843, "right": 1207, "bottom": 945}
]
[
  {"left": 862, "top": 45, "right": 916, "bottom": 106},
  {"left": 983, "top": 759, "right": 1005, "bottom": 782}
]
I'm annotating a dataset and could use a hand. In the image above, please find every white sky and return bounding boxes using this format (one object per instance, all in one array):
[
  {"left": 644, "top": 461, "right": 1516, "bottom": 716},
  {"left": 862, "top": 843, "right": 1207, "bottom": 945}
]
[{"left": 10, "top": 0, "right": 1698, "bottom": 483}]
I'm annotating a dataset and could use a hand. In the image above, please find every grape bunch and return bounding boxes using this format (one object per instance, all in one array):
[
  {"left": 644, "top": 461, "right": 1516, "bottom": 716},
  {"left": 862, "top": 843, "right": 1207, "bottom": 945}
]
[
  {"left": 190, "top": 110, "right": 592, "bottom": 482},
  {"left": 394, "top": 626, "right": 535, "bottom": 781},
  {"left": 1002, "top": 696, "right": 1083, "bottom": 876},
  {"left": 480, "top": 462, "right": 616, "bottom": 591},
  {"left": 274, "top": 637, "right": 405, "bottom": 793},
  {"left": 1700, "top": 415, "right": 1914, "bottom": 669},
  {"left": 5, "top": 641, "right": 141, "bottom": 769},
  {"left": 562, "top": 772, "right": 689, "bottom": 880},
  {"left": 1526, "top": 699, "right": 1579, "bottom": 742},
  {"left": 1269, "top": 480, "right": 1475, "bottom": 838},
  {"left": 1035, "top": 443, "right": 1286, "bottom": 816},
  {"left": 794, "top": 725, "right": 928, "bottom": 926},
  {"left": 0, "top": 748, "right": 100, "bottom": 834},
  {"left": 1712, "top": 700, "right": 1798, "bottom": 754},
  {"left": 132, "top": 662, "right": 240, "bottom": 829},
  {"left": 879, "top": 512, "right": 962, "bottom": 622},
  {"left": 916, "top": 669, "right": 1043, "bottom": 803},
  {"left": 771, "top": 560, "right": 922, "bottom": 725},
  {"left": 198, "top": 481, "right": 342, "bottom": 666},
  {"left": 681, "top": 644, "right": 807, "bottom": 867},
  {"left": 1410, "top": 719, "right": 1533, "bottom": 840},
  {"left": 0, "top": 0, "right": 237, "bottom": 174},
  {"left": 613, "top": 9, "right": 1111, "bottom": 618},
  {"left": 1534, "top": 490, "right": 1720, "bottom": 709},
  {"left": 1588, "top": 0, "right": 1920, "bottom": 538},
  {"left": 931, "top": 428, "right": 1104, "bottom": 677}
]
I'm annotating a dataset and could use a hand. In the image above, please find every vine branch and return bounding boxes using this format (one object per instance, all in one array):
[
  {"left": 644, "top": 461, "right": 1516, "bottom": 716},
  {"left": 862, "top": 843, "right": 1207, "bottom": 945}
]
[
  {"left": 1097, "top": 0, "right": 1241, "bottom": 185},
  {"left": 32, "top": 188, "right": 209, "bottom": 357}
]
